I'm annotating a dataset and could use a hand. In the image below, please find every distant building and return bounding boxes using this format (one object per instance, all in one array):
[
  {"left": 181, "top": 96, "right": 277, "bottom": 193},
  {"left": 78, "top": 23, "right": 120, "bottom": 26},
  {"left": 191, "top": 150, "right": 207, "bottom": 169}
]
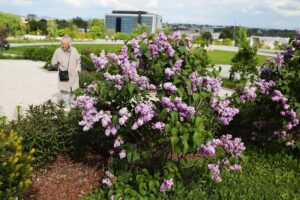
[
  {"left": 105, "top": 10, "right": 162, "bottom": 34},
  {"left": 249, "top": 36, "right": 289, "bottom": 49},
  {"left": 18, "top": 16, "right": 28, "bottom": 24},
  {"left": 27, "top": 14, "right": 38, "bottom": 21}
]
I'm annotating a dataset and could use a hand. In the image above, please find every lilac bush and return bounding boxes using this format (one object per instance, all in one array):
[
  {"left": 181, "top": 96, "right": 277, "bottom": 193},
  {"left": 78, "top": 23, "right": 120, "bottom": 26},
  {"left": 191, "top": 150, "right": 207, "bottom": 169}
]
[
  {"left": 233, "top": 30, "right": 300, "bottom": 148},
  {"left": 74, "top": 31, "right": 244, "bottom": 197}
]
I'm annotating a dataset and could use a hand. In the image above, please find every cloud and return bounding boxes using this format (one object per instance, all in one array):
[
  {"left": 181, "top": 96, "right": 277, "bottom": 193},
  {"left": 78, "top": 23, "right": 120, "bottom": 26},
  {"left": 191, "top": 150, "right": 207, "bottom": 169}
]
[
  {"left": 146, "top": 0, "right": 158, "bottom": 8},
  {"left": 267, "top": 0, "right": 300, "bottom": 16},
  {"left": 63, "top": 0, "right": 131, "bottom": 9},
  {"left": 1, "top": 0, "right": 32, "bottom": 6}
]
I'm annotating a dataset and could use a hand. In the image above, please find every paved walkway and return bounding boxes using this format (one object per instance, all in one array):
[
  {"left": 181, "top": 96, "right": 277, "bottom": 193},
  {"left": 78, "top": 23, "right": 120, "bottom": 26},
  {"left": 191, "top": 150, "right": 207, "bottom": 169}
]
[
  {"left": 0, "top": 59, "right": 234, "bottom": 119},
  {"left": 0, "top": 60, "right": 58, "bottom": 119}
]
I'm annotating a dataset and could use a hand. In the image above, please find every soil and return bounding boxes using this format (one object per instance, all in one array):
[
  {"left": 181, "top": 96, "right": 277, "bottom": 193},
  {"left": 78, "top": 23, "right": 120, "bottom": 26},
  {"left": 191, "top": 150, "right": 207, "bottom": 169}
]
[{"left": 23, "top": 154, "right": 103, "bottom": 200}]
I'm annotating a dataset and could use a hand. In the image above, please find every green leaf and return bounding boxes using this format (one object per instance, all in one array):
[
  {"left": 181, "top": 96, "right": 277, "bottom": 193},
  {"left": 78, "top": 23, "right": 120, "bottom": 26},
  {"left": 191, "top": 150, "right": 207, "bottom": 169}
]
[
  {"left": 171, "top": 127, "right": 178, "bottom": 136},
  {"left": 165, "top": 124, "right": 171, "bottom": 133},
  {"left": 171, "top": 135, "right": 179, "bottom": 147},
  {"left": 112, "top": 115, "right": 118, "bottom": 124},
  {"left": 145, "top": 51, "right": 151, "bottom": 58},
  {"left": 192, "top": 93, "right": 200, "bottom": 102},
  {"left": 193, "top": 131, "right": 202, "bottom": 146},
  {"left": 195, "top": 116, "right": 203, "bottom": 129},
  {"left": 128, "top": 83, "right": 135, "bottom": 94},
  {"left": 148, "top": 180, "right": 155, "bottom": 192},
  {"left": 171, "top": 112, "right": 178, "bottom": 122},
  {"left": 177, "top": 87, "right": 185, "bottom": 98},
  {"left": 182, "top": 139, "right": 189, "bottom": 153},
  {"left": 186, "top": 80, "right": 192, "bottom": 91}
]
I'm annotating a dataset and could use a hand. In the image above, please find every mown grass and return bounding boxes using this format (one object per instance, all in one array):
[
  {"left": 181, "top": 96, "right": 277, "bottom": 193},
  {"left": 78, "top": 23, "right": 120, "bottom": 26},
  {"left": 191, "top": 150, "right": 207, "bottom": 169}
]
[
  {"left": 82, "top": 147, "right": 300, "bottom": 200},
  {"left": 207, "top": 50, "right": 270, "bottom": 65},
  {"left": 172, "top": 148, "right": 300, "bottom": 200},
  {"left": 1, "top": 45, "right": 270, "bottom": 66},
  {"left": 1, "top": 44, "right": 123, "bottom": 55}
]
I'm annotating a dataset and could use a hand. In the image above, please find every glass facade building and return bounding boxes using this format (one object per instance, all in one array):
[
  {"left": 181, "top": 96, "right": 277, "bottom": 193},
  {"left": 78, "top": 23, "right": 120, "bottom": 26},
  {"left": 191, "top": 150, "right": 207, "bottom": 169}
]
[{"left": 105, "top": 11, "right": 162, "bottom": 34}]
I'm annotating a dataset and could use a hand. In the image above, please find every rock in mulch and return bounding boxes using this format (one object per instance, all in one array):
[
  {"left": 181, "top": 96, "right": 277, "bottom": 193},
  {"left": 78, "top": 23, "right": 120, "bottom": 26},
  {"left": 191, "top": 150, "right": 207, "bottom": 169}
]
[{"left": 24, "top": 154, "right": 103, "bottom": 200}]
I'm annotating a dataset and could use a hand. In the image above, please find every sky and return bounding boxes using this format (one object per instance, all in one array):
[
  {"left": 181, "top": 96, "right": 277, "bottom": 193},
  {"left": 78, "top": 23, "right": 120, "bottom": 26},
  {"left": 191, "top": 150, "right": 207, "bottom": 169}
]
[{"left": 0, "top": 0, "right": 300, "bottom": 30}]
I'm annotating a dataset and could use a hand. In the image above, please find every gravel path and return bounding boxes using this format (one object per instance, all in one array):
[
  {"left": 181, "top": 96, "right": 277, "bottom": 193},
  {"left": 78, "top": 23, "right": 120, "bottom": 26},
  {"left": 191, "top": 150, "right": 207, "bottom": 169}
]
[{"left": 0, "top": 60, "right": 58, "bottom": 119}]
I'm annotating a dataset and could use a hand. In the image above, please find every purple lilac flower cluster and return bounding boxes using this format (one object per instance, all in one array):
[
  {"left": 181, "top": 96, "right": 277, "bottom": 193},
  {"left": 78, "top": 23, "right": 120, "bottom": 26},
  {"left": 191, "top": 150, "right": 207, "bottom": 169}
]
[
  {"left": 74, "top": 96, "right": 100, "bottom": 131},
  {"left": 199, "top": 135, "right": 245, "bottom": 182},
  {"left": 163, "top": 82, "right": 178, "bottom": 94},
  {"left": 189, "top": 72, "right": 221, "bottom": 96},
  {"left": 130, "top": 38, "right": 142, "bottom": 57},
  {"left": 118, "top": 107, "right": 131, "bottom": 126},
  {"left": 168, "top": 31, "right": 181, "bottom": 42},
  {"left": 114, "top": 136, "right": 124, "bottom": 148},
  {"left": 86, "top": 82, "right": 97, "bottom": 92},
  {"left": 155, "top": 32, "right": 175, "bottom": 57},
  {"left": 253, "top": 78, "right": 276, "bottom": 95},
  {"left": 260, "top": 66, "right": 272, "bottom": 75},
  {"left": 90, "top": 50, "right": 108, "bottom": 70},
  {"left": 102, "top": 170, "right": 116, "bottom": 187},
  {"left": 104, "top": 72, "right": 124, "bottom": 90},
  {"left": 152, "top": 122, "right": 166, "bottom": 133},
  {"left": 185, "top": 35, "right": 194, "bottom": 51},
  {"left": 131, "top": 102, "right": 156, "bottom": 130},
  {"left": 271, "top": 90, "right": 299, "bottom": 139},
  {"left": 199, "top": 134, "right": 245, "bottom": 157},
  {"left": 274, "top": 52, "right": 284, "bottom": 68},
  {"left": 159, "top": 178, "right": 174, "bottom": 192},
  {"left": 164, "top": 59, "right": 184, "bottom": 79},
  {"left": 212, "top": 99, "right": 239, "bottom": 125},
  {"left": 110, "top": 196, "right": 123, "bottom": 200},
  {"left": 240, "top": 86, "right": 257, "bottom": 103},
  {"left": 161, "top": 97, "right": 196, "bottom": 121}
]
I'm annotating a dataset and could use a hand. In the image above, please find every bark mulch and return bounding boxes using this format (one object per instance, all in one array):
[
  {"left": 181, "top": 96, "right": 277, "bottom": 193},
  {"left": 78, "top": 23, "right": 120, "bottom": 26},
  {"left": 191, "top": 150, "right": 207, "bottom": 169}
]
[{"left": 24, "top": 154, "right": 103, "bottom": 200}]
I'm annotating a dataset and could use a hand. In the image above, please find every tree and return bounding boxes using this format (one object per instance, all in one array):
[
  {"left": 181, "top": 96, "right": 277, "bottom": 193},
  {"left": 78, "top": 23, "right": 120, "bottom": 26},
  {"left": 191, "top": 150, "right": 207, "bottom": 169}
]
[
  {"left": 201, "top": 31, "right": 213, "bottom": 45},
  {"left": 161, "top": 24, "right": 173, "bottom": 35},
  {"left": 235, "top": 26, "right": 248, "bottom": 47},
  {"left": 27, "top": 20, "right": 38, "bottom": 34},
  {"left": 0, "top": 12, "right": 25, "bottom": 36},
  {"left": 56, "top": 19, "right": 69, "bottom": 29},
  {"left": 47, "top": 19, "right": 58, "bottom": 37},
  {"left": 130, "top": 23, "right": 150, "bottom": 37},
  {"left": 36, "top": 19, "right": 47, "bottom": 35},
  {"left": 88, "top": 18, "right": 104, "bottom": 39},
  {"left": 219, "top": 26, "right": 234, "bottom": 40},
  {"left": 230, "top": 43, "right": 258, "bottom": 80},
  {"left": 90, "top": 26, "right": 105, "bottom": 39},
  {"left": 72, "top": 17, "right": 88, "bottom": 30},
  {"left": 88, "top": 18, "right": 104, "bottom": 29}
]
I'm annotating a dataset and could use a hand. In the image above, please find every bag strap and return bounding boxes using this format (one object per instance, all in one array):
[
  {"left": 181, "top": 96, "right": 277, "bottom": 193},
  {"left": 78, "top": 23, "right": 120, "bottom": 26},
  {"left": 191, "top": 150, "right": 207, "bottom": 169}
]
[
  {"left": 66, "top": 49, "right": 71, "bottom": 71},
  {"left": 59, "top": 49, "right": 71, "bottom": 71}
]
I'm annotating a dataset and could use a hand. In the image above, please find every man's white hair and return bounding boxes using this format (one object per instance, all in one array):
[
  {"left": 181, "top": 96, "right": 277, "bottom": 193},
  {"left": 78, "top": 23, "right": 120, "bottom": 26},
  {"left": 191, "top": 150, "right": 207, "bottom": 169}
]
[{"left": 61, "top": 36, "right": 72, "bottom": 45}]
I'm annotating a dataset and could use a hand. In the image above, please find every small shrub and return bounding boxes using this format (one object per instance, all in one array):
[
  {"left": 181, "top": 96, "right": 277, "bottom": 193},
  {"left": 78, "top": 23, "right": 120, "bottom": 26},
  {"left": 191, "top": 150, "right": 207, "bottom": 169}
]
[
  {"left": 80, "top": 48, "right": 97, "bottom": 71},
  {"left": 23, "top": 47, "right": 55, "bottom": 62},
  {"left": 0, "top": 130, "right": 34, "bottom": 200},
  {"left": 231, "top": 44, "right": 259, "bottom": 79},
  {"left": 8, "top": 101, "right": 81, "bottom": 166}
]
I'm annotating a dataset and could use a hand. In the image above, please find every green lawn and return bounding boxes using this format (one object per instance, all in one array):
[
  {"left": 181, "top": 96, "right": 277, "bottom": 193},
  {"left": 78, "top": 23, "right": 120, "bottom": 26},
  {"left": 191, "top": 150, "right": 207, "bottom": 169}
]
[
  {"left": 2, "top": 44, "right": 123, "bottom": 55},
  {"left": 207, "top": 50, "right": 270, "bottom": 65},
  {"left": 2, "top": 45, "right": 270, "bottom": 65}
]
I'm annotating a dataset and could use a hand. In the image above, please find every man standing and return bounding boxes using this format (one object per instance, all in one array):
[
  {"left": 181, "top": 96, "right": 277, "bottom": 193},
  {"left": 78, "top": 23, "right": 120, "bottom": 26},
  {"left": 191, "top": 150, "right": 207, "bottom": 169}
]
[{"left": 51, "top": 36, "right": 81, "bottom": 108}]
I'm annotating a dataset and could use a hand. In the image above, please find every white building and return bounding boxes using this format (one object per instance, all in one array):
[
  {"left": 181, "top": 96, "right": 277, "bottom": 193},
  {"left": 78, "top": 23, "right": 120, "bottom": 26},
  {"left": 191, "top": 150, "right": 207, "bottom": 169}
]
[{"left": 249, "top": 36, "right": 289, "bottom": 49}]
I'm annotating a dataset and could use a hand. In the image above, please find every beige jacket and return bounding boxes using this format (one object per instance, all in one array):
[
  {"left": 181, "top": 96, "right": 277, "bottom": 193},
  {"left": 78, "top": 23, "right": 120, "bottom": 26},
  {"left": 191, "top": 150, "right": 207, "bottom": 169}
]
[{"left": 51, "top": 47, "right": 81, "bottom": 92}]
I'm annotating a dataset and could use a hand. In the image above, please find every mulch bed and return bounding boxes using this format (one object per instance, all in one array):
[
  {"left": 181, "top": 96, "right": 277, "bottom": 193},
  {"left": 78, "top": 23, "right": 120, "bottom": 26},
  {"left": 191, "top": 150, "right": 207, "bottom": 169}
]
[{"left": 24, "top": 154, "right": 103, "bottom": 200}]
